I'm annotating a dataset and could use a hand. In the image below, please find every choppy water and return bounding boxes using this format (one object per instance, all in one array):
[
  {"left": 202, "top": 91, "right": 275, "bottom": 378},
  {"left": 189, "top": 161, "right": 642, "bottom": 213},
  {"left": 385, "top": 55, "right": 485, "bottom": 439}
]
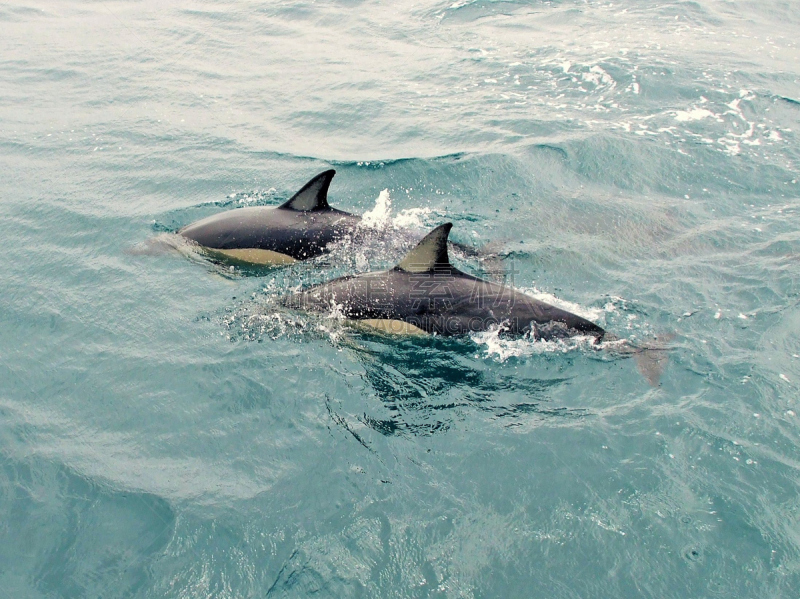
[{"left": 2, "top": 1, "right": 799, "bottom": 597}]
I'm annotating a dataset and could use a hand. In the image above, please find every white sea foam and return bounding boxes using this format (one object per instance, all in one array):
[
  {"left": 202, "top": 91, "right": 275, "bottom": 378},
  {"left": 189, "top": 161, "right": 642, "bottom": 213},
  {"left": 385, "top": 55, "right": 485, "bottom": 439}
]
[
  {"left": 359, "top": 189, "right": 433, "bottom": 231},
  {"left": 674, "top": 108, "right": 715, "bottom": 122},
  {"left": 518, "top": 287, "right": 606, "bottom": 322},
  {"left": 467, "top": 289, "right": 619, "bottom": 361},
  {"left": 360, "top": 189, "right": 392, "bottom": 229},
  {"left": 394, "top": 207, "right": 432, "bottom": 228},
  {"left": 470, "top": 326, "right": 601, "bottom": 361}
]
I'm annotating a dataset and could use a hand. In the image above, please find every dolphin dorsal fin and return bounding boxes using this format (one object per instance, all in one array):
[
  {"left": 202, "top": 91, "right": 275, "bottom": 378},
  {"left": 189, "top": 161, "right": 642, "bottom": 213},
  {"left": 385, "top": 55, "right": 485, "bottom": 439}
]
[
  {"left": 395, "top": 223, "right": 453, "bottom": 273},
  {"left": 278, "top": 169, "right": 335, "bottom": 211}
]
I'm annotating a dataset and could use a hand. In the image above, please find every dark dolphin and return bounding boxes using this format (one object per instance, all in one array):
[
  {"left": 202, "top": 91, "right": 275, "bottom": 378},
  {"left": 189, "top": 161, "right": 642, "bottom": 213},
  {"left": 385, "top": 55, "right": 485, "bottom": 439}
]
[
  {"left": 283, "top": 223, "right": 605, "bottom": 340},
  {"left": 179, "top": 170, "right": 360, "bottom": 265},
  {"left": 178, "top": 170, "right": 492, "bottom": 268}
]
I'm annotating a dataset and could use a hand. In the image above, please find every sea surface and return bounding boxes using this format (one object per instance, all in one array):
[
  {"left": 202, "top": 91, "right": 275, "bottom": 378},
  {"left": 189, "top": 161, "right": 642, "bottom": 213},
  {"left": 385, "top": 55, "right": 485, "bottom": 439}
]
[{"left": 2, "top": 1, "right": 799, "bottom": 597}]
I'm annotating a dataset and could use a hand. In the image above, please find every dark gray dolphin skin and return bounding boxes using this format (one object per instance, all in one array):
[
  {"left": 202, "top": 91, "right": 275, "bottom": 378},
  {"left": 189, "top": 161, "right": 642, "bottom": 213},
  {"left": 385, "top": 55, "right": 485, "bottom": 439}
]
[
  {"left": 283, "top": 223, "right": 606, "bottom": 339},
  {"left": 179, "top": 170, "right": 360, "bottom": 265}
]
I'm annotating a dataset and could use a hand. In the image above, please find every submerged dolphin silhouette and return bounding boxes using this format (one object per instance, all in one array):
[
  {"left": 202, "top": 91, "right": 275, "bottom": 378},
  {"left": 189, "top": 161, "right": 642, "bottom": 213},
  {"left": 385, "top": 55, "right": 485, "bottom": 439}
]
[
  {"left": 179, "top": 170, "right": 359, "bottom": 265},
  {"left": 283, "top": 223, "right": 606, "bottom": 339}
]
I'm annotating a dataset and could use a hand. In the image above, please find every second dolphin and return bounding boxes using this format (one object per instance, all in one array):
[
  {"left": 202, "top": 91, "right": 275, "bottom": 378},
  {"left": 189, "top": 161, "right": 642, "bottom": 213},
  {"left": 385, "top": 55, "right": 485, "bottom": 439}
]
[{"left": 283, "top": 223, "right": 605, "bottom": 339}]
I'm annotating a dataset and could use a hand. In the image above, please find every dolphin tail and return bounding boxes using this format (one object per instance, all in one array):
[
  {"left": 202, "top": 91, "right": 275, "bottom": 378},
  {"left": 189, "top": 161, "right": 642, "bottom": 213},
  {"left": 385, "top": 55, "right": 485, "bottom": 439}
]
[
  {"left": 601, "top": 332, "right": 674, "bottom": 386},
  {"left": 633, "top": 333, "right": 675, "bottom": 386}
]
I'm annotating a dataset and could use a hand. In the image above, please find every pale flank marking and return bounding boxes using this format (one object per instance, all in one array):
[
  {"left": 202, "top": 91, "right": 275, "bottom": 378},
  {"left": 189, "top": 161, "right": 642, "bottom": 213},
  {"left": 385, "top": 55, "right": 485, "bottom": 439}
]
[
  {"left": 205, "top": 247, "right": 297, "bottom": 265},
  {"left": 356, "top": 319, "right": 429, "bottom": 336}
]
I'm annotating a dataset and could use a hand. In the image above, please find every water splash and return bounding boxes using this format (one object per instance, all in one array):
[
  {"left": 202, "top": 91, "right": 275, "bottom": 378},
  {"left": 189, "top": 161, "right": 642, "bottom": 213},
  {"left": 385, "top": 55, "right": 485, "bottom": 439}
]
[
  {"left": 519, "top": 287, "right": 607, "bottom": 323},
  {"left": 359, "top": 189, "right": 433, "bottom": 231},
  {"left": 471, "top": 326, "right": 603, "bottom": 362},
  {"left": 359, "top": 189, "right": 393, "bottom": 229}
]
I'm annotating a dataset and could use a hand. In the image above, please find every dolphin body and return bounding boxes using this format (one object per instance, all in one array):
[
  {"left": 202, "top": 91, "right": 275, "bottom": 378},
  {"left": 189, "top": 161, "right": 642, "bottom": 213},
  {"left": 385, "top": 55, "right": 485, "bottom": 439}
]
[
  {"left": 283, "top": 223, "right": 606, "bottom": 340},
  {"left": 179, "top": 170, "right": 360, "bottom": 265}
]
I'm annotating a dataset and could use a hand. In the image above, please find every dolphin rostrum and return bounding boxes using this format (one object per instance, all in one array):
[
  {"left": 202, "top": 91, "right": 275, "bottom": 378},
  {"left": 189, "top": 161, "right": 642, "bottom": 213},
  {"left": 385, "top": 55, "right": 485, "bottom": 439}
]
[
  {"left": 283, "top": 223, "right": 606, "bottom": 339},
  {"left": 179, "top": 170, "right": 360, "bottom": 265}
]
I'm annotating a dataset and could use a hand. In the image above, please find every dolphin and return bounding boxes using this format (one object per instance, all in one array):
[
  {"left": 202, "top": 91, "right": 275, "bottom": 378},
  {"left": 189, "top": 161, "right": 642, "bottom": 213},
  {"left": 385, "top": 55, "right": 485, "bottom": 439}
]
[
  {"left": 283, "top": 223, "right": 606, "bottom": 340},
  {"left": 178, "top": 170, "right": 360, "bottom": 265},
  {"left": 177, "top": 170, "right": 494, "bottom": 269}
]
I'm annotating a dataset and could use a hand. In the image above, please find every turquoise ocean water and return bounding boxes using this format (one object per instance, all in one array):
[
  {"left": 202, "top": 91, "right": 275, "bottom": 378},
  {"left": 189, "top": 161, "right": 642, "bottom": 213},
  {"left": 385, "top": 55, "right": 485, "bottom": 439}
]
[{"left": 2, "top": 1, "right": 800, "bottom": 596}]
